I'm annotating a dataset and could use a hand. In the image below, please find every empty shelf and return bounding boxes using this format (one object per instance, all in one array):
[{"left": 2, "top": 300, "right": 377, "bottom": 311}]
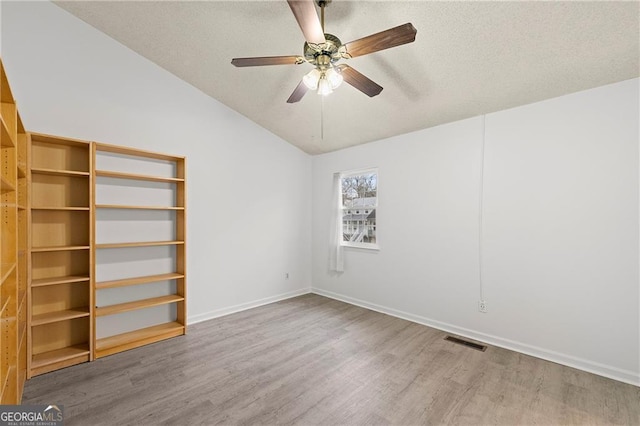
[
  {"left": 0, "top": 116, "right": 15, "bottom": 147},
  {"left": 96, "top": 241, "right": 184, "bottom": 249},
  {"left": 95, "top": 142, "right": 184, "bottom": 161},
  {"left": 32, "top": 308, "right": 90, "bottom": 326},
  {"left": 31, "top": 206, "right": 90, "bottom": 211},
  {"left": 96, "top": 294, "right": 184, "bottom": 317},
  {"left": 96, "top": 170, "right": 184, "bottom": 183},
  {"left": 31, "top": 275, "right": 90, "bottom": 287},
  {"left": 96, "top": 273, "right": 184, "bottom": 289},
  {"left": 31, "top": 246, "right": 90, "bottom": 252},
  {"left": 1, "top": 262, "right": 16, "bottom": 285},
  {"left": 1, "top": 176, "right": 15, "bottom": 193},
  {"left": 0, "top": 298, "right": 10, "bottom": 316},
  {"left": 31, "top": 345, "right": 90, "bottom": 370},
  {"left": 31, "top": 168, "right": 90, "bottom": 177},
  {"left": 95, "top": 321, "right": 184, "bottom": 358},
  {"left": 96, "top": 204, "right": 184, "bottom": 210}
]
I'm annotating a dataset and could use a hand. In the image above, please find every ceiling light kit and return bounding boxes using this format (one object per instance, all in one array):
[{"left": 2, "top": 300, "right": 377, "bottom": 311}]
[{"left": 231, "top": 0, "right": 417, "bottom": 103}]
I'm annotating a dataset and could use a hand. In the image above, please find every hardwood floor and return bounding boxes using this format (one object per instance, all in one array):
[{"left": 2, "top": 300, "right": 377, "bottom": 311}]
[{"left": 23, "top": 294, "right": 639, "bottom": 425}]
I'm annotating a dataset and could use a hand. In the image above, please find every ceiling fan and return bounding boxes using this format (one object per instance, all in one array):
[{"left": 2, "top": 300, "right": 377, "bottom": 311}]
[{"left": 231, "top": 0, "right": 417, "bottom": 103}]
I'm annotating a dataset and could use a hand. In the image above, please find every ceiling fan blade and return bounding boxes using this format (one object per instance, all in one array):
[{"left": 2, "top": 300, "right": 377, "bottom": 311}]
[
  {"left": 287, "top": 0, "right": 326, "bottom": 44},
  {"left": 231, "top": 56, "right": 303, "bottom": 67},
  {"left": 339, "top": 65, "right": 383, "bottom": 97},
  {"left": 342, "top": 23, "right": 417, "bottom": 58},
  {"left": 287, "top": 80, "right": 309, "bottom": 103}
]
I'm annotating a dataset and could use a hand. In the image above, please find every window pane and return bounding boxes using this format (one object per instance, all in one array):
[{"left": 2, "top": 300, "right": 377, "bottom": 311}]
[
  {"left": 342, "top": 208, "right": 376, "bottom": 244},
  {"left": 341, "top": 172, "right": 377, "bottom": 208},
  {"left": 341, "top": 171, "right": 377, "bottom": 245}
]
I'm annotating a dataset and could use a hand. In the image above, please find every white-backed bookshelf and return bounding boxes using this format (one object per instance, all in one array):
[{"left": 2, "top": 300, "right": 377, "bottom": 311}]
[{"left": 93, "top": 143, "right": 186, "bottom": 359}]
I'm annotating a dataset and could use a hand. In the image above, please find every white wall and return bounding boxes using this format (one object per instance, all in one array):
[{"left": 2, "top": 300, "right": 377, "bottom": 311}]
[
  {"left": 312, "top": 79, "right": 639, "bottom": 386},
  {"left": 1, "top": 1, "right": 312, "bottom": 323}
]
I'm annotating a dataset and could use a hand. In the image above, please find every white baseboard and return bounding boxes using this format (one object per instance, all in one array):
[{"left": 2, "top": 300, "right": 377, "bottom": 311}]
[
  {"left": 188, "top": 287, "right": 312, "bottom": 325},
  {"left": 312, "top": 287, "right": 640, "bottom": 387}
]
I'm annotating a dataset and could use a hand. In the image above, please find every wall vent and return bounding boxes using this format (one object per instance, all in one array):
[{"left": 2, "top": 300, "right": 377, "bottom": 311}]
[{"left": 444, "top": 335, "right": 487, "bottom": 352}]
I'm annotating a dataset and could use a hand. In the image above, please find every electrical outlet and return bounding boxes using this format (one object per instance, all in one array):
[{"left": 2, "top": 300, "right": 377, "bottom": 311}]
[{"left": 478, "top": 300, "right": 488, "bottom": 313}]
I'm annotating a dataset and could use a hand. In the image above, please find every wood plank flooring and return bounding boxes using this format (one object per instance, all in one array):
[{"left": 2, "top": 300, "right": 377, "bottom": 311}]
[{"left": 23, "top": 294, "right": 640, "bottom": 425}]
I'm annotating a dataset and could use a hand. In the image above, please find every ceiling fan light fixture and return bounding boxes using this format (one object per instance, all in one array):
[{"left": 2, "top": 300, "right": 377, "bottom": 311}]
[
  {"left": 317, "top": 75, "right": 333, "bottom": 95},
  {"left": 325, "top": 67, "right": 343, "bottom": 89},
  {"left": 303, "top": 68, "right": 322, "bottom": 90},
  {"left": 304, "top": 67, "right": 341, "bottom": 96}
]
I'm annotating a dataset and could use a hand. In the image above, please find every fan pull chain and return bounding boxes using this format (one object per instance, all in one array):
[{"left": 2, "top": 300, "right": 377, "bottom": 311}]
[{"left": 321, "top": 96, "right": 324, "bottom": 140}]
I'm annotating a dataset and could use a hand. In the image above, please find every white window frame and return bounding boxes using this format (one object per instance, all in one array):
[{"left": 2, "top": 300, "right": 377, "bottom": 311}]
[{"left": 339, "top": 167, "right": 379, "bottom": 250}]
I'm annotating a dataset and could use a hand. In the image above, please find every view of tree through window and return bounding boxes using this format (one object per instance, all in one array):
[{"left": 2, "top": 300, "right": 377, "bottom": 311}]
[{"left": 341, "top": 171, "right": 377, "bottom": 246}]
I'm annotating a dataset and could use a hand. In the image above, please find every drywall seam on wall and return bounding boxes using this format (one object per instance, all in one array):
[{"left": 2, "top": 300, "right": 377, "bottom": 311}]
[
  {"left": 478, "top": 114, "right": 486, "bottom": 302},
  {"left": 188, "top": 287, "right": 312, "bottom": 324},
  {"left": 312, "top": 287, "right": 640, "bottom": 387}
]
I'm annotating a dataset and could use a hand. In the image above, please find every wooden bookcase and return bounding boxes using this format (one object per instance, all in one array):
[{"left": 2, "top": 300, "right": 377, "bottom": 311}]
[
  {"left": 93, "top": 143, "right": 186, "bottom": 359},
  {"left": 1, "top": 58, "right": 27, "bottom": 403},
  {"left": 16, "top": 113, "right": 28, "bottom": 398},
  {"left": 28, "top": 133, "right": 93, "bottom": 377},
  {"left": 2, "top": 58, "right": 187, "bottom": 387}
]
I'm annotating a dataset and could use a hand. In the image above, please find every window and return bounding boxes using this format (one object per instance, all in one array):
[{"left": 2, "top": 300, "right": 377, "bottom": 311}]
[{"left": 340, "top": 168, "right": 378, "bottom": 248}]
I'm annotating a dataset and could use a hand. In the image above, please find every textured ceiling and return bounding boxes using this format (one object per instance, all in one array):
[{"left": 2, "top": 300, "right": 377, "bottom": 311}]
[{"left": 54, "top": 1, "right": 639, "bottom": 155}]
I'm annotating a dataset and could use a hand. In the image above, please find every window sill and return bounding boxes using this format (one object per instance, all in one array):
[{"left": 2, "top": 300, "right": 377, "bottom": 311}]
[{"left": 341, "top": 242, "right": 380, "bottom": 251}]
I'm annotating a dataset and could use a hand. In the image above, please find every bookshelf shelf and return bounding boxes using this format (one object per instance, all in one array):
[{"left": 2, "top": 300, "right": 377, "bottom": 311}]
[
  {"left": 96, "top": 273, "right": 184, "bottom": 289},
  {"left": 96, "top": 240, "right": 183, "bottom": 249},
  {"left": 31, "top": 246, "right": 91, "bottom": 253},
  {"left": 31, "top": 206, "right": 90, "bottom": 211},
  {"left": 95, "top": 322, "right": 184, "bottom": 359},
  {"left": 31, "top": 168, "right": 90, "bottom": 177},
  {"left": 31, "top": 345, "right": 90, "bottom": 377},
  {"left": 96, "top": 204, "right": 184, "bottom": 210},
  {"left": 1, "top": 115, "right": 15, "bottom": 147},
  {"left": 96, "top": 170, "right": 184, "bottom": 183},
  {"left": 31, "top": 275, "right": 90, "bottom": 288},
  {"left": 31, "top": 308, "right": 91, "bottom": 326},
  {"left": 96, "top": 295, "right": 183, "bottom": 317}
]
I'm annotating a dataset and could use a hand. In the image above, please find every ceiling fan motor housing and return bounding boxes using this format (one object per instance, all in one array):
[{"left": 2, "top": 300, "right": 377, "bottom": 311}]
[{"left": 304, "top": 33, "right": 343, "bottom": 68}]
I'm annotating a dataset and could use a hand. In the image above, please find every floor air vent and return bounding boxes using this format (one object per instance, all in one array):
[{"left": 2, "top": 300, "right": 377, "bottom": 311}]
[{"left": 444, "top": 335, "right": 487, "bottom": 352}]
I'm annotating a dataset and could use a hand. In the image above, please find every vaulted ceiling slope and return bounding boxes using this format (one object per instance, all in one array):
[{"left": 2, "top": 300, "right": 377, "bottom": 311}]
[{"left": 55, "top": 1, "right": 639, "bottom": 155}]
